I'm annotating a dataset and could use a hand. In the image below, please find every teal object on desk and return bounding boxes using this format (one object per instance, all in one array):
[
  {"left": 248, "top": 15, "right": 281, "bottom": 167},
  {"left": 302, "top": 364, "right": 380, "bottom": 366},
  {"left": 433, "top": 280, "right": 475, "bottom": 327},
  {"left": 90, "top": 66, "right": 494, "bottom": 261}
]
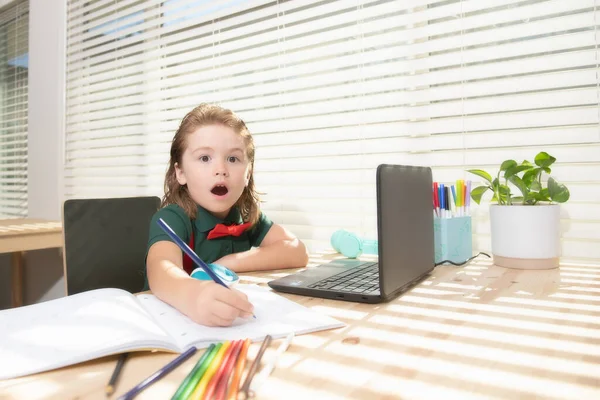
[
  {"left": 331, "top": 230, "right": 378, "bottom": 258},
  {"left": 191, "top": 263, "right": 239, "bottom": 287},
  {"left": 434, "top": 216, "right": 472, "bottom": 264}
]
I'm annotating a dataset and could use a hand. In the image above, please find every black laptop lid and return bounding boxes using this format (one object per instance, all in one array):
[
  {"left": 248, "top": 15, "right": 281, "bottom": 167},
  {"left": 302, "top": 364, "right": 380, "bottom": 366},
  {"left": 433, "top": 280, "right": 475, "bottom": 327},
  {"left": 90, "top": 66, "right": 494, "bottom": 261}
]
[{"left": 377, "top": 164, "right": 435, "bottom": 299}]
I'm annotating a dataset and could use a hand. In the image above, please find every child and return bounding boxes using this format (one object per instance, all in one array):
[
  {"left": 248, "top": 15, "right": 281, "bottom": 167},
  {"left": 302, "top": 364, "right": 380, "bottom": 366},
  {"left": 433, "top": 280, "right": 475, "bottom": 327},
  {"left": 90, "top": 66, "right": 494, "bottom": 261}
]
[{"left": 146, "top": 103, "right": 309, "bottom": 327}]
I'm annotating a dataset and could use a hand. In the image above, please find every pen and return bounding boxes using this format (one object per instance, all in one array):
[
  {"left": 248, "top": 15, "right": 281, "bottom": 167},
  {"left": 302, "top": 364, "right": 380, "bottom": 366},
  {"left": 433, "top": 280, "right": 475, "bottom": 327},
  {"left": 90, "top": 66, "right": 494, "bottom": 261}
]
[
  {"left": 466, "top": 180, "right": 472, "bottom": 215},
  {"left": 438, "top": 184, "right": 443, "bottom": 218},
  {"left": 433, "top": 182, "right": 440, "bottom": 218},
  {"left": 451, "top": 185, "right": 457, "bottom": 217},
  {"left": 157, "top": 218, "right": 255, "bottom": 318},
  {"left": 118, "top": 346, "right": 197, "bottom": 400}
]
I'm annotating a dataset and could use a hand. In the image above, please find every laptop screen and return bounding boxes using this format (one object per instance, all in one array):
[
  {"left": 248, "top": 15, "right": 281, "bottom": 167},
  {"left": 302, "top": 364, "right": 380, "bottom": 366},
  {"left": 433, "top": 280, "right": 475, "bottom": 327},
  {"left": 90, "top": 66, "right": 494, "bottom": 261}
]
[{"left": 377, "top": 164, "right": 435, "bottom": 299}]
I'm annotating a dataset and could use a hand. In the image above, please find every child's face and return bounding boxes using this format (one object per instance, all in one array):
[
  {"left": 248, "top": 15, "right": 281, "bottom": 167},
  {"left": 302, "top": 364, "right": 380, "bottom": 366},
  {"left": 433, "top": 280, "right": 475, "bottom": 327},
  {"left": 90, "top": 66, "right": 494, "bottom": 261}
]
[{"left": 175, "top": 124, "right": 251, "bottom": 219}]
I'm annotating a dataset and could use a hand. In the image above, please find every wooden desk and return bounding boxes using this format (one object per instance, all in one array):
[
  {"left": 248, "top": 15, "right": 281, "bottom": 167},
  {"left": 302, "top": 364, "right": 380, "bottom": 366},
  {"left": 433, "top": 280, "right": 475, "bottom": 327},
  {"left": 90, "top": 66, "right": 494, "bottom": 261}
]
[
  {"left": 0, "top": 218, "right": 63, "bottom": 307},
  {"left": 1, "top": 254, "right": 599, "bottom": 399}
]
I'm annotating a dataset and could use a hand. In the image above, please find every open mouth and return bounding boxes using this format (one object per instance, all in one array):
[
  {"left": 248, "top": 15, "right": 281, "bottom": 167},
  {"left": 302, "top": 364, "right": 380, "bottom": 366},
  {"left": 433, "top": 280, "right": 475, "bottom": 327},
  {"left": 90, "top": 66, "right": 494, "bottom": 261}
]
[{"left": 211, "top": 184, "right": 229, "bottom": 196}]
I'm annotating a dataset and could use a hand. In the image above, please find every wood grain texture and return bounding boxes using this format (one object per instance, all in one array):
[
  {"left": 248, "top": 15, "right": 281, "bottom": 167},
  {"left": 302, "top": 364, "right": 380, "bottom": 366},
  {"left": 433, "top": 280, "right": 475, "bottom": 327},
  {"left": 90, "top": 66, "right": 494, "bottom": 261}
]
[{"left": 1, "top": 252, "right": 599, "bottom": 399}]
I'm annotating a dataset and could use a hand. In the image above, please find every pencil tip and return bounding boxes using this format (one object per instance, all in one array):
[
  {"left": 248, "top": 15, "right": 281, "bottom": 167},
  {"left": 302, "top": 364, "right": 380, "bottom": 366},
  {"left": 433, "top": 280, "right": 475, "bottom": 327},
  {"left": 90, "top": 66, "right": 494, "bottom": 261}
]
[{"left": 105, "top": 385, "right": 114, "bottom": 396}]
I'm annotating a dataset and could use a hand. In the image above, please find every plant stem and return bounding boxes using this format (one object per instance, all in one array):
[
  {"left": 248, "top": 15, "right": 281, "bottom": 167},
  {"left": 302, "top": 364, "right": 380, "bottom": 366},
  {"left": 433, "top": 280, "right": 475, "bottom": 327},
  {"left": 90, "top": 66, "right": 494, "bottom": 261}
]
[{"left": 496, "top": 171, "right": 502, "bottom": 205}]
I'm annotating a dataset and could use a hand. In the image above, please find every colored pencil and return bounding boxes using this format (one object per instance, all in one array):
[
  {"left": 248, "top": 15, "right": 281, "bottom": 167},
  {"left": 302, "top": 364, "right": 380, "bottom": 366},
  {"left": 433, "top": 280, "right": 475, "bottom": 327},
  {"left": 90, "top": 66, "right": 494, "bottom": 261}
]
[
  {"left": 157, "top": 218, "right": 255, "bottom": 319},
  {"left": 226, "top": 339, "right": 251, "bottom": 400},
  {"left": 204, "top": 340, "right": 243, "bottom": 400},
  {"left": 213, "top": 340, "right": 244, "bottom": 400},
  {"left": 250, "top": 333, "right": 294, "bottom": 393},
  {"left": 170, "top": 344, "right": 216, "bottom": 400},
  {"left": 178, "top": 343, "right": 221, "bottom": 400},
  {"left": 117, "top": 347, "right": 197, "bottom": 400},
  {"left": 106, "top": 352, "right": 128, "bottom": 396},
  {"left": 238, "top": 335, "right": 272, "bottom": 400},
  {"left": 188, "top": 341, "right": 231, "bottom": 400}
]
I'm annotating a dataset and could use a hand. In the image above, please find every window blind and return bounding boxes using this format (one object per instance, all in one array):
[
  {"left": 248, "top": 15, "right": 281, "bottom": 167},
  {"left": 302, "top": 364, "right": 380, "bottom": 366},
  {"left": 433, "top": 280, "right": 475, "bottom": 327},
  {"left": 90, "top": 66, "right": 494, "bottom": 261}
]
[
  {"left": 0, "top": 0, "right": 28, "bottom": 219},
  {"left": 65, "top": 0, "right": 600, "bottom": 264}
]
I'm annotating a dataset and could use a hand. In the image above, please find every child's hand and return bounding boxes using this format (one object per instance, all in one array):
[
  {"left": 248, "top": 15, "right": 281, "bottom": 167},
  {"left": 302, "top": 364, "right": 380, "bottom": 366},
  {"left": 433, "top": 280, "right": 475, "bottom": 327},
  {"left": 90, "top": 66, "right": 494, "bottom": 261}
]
[{"left": 186, "top": 280, "right": 254, "bottom": 327}]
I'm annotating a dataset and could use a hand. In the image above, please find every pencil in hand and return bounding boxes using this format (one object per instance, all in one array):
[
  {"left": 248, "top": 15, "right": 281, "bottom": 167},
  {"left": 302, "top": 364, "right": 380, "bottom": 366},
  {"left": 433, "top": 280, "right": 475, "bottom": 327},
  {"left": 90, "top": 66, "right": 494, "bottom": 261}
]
[{"left": 106, "top": 352, "right": 128, "bottom": 397}]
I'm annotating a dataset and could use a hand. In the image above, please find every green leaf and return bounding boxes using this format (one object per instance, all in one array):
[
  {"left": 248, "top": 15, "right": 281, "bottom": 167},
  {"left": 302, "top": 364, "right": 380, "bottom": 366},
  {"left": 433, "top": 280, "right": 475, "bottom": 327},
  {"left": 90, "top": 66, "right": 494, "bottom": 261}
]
[
  {"left": 548, "top": 177, "right": 570, "bottom": 203},
  {"left": 512, "top": 196, "right": 524, "bottom": 203},
  {"left": 522, "top": 168, "right": 541, "bottom": 186},
  {"left": 521, "top": 160, "right": 533, "bottom": 167},
  {"left": 493, "top": 180, "right": 511, "bottom": 195},
  {"left": 508, "top": 175, "right": 529, "bottom": 198},
  {"left": 525, "top": 198, "right": 537, "bottom": 205},
  {"left": 500, "top": 160, "right": 517, "bottom": 172},
  {"left": 530, "top": 180, "right": 541, "bottom": 191},
  {"left": 470, "top": 185, "right": 490, "bottom": 205},
  {"left": 534, "top": 152, "right": 556, "bottom": 168},
  {"left": 529, "top": 189, "right": 551, "bottom": 203},
  {"left": 504, "top": 164, "right": 533, "bottom": 179},
  {"left": 467, "top": 169, "right": 493, "bottom": 185},
  {"left": 491, "top": 179, "right": 511, "bottom": 204},
  {"left": 492, "top": 192, "right": 509, "bottom": 204}
]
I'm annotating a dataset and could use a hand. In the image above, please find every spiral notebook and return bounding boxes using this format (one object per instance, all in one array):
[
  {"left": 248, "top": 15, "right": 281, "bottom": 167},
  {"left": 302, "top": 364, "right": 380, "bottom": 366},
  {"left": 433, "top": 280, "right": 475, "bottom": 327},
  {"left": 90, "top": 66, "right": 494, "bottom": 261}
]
[{"left": 0, "top": 285, "right": 344, "bottom": 380}]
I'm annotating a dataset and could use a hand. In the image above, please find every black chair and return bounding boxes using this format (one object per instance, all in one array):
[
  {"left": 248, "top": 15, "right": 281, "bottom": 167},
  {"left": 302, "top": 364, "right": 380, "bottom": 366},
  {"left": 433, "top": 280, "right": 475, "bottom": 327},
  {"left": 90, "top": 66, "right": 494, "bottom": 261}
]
[{"left": 62, "top": 196, "right": 160, "bottom": 295}]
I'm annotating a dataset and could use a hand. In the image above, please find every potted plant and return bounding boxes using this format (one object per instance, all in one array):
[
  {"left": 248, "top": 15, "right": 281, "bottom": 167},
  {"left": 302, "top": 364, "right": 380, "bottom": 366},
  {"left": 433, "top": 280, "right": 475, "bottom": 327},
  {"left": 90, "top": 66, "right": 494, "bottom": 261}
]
[{"left": 467, "top": 152, "right": 570, "bottom": 269}]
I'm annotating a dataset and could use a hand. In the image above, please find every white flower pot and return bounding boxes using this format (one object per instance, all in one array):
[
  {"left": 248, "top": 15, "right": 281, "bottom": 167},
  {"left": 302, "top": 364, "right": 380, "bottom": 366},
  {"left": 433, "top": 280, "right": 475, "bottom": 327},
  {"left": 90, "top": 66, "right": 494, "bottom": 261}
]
[{"left": 489, "top": 204, "right": 561, "bottom": 269}]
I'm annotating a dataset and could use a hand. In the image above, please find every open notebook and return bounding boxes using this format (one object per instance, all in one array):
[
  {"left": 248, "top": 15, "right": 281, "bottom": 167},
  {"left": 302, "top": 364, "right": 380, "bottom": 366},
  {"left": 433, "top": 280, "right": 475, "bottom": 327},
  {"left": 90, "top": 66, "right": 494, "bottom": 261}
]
[{"left": 0, "top": 285, "right": 344, "bottom": 380}]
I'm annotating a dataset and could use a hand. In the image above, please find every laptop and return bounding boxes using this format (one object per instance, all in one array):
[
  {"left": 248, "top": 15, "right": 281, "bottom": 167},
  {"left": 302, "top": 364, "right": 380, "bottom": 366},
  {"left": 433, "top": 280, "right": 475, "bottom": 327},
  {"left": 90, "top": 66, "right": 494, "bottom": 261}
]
[{"left": 268, "top": 164, "right": 435, "bottom": 304}]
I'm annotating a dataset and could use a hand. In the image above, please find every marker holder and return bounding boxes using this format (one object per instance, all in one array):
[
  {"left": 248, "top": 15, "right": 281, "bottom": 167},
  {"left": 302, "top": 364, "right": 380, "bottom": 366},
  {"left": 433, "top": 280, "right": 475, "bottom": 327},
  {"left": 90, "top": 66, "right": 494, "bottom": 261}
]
[{"left": 434, "top": 216, "right": 472, "bottom": 264}]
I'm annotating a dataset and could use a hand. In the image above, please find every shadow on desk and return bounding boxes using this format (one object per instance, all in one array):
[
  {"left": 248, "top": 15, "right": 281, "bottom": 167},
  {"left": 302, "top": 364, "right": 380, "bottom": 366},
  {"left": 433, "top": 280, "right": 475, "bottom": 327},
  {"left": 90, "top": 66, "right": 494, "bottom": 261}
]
[
  {"left": 244, "top": 258, "right": 599, "bottom": 400},
  {"left": 1, "top": 257, "right": 599, "bottom": 400}
]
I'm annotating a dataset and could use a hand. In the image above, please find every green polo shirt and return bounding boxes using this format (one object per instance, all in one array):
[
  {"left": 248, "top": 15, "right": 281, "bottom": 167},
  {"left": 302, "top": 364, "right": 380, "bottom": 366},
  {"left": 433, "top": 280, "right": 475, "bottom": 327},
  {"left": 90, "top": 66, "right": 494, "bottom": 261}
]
[{"left": 146, "top": 204, "right": 273, "bottom": 266}]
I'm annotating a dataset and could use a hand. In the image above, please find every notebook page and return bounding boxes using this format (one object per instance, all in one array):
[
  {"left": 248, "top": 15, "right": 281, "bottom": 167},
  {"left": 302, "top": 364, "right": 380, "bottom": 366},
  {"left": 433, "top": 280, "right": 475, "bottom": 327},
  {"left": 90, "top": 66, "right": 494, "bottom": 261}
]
[
  {"left": 136, "top": 284, "right": 345, "bottom": 350},
  {"left": 0, "top": 288, "right": 177, "bottom": 380}
]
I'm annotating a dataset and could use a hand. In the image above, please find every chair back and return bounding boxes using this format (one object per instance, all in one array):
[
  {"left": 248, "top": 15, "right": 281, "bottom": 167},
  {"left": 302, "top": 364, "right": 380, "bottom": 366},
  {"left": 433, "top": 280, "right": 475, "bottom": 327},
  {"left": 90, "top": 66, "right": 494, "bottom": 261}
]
[{"left": 62, "top": 196, "right": 160, "bottom": 295}]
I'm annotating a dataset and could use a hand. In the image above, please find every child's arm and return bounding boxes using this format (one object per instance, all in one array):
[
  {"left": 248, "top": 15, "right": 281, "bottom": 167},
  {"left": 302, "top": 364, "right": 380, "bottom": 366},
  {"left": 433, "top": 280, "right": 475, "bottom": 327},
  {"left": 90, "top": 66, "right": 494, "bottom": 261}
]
[
  {"left": 215, "top": 223, "right": 309, "bottom": 272},
  {"left": 146, "top": 241, "right": 254, "bottom": 326}
]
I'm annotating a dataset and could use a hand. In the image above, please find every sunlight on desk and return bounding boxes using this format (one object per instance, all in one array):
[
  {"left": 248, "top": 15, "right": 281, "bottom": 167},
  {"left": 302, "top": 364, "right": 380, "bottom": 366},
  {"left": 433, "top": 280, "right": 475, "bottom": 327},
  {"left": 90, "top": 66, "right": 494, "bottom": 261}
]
[
  {"left": 309, "top": 305, "right": 371, "bottom": 321},
  {"left": 237, "top": 274, "right": 272, "bottom": 284},
  {"left": 8, "top": 378, "right": 61, "bottom": 400},
  {"left": 1, "top": 259, "right": 599, "bottom": 399},
  {"left": 260, "top": 377, "right": 350, "bottom": 400},
  {"left": 552, "top": 291, "right": 600, "bottom": 300}
]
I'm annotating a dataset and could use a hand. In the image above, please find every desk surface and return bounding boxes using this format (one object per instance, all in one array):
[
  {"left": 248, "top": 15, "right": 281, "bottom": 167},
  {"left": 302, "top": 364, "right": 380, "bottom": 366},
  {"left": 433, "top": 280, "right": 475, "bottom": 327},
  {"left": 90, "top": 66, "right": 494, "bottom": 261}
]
[
  {"left": 1, "top": 254, "right": 599, "bottom": 400},
  {"left": 0, "top": 218, "right": 62, "bottom": 253}
]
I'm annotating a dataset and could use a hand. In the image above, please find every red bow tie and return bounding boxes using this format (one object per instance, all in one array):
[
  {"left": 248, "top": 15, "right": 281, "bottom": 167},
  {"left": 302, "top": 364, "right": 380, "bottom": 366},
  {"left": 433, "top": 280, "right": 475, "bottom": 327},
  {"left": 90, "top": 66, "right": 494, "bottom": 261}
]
[{"left": 207, "top": 222, "right": 252, "bottom": 240}]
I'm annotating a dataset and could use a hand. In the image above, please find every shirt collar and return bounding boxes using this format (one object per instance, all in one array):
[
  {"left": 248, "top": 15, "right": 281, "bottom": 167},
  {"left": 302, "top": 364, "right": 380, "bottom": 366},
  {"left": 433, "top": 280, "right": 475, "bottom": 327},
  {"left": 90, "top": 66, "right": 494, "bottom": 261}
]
[{"left": 194, "top": 205, "right": 243, "bottom": 233}]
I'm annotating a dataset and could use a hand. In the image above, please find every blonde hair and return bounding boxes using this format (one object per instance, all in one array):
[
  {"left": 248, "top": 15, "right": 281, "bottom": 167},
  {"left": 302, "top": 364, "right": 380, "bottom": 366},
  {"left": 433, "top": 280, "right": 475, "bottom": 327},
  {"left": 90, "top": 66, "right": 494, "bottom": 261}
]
[{"left": 162, "top": 103, "right": 261, "bottom": 226}]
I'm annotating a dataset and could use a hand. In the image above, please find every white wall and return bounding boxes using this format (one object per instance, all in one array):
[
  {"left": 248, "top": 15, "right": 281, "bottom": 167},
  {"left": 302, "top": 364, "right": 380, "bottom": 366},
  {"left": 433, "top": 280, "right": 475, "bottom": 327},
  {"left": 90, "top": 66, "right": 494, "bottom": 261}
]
[
  {"left": 28, "top": 0, "right": 65, "bottom": 220},
  {"left": 0, "top": 0, "right": 66, "bottom": 310}
]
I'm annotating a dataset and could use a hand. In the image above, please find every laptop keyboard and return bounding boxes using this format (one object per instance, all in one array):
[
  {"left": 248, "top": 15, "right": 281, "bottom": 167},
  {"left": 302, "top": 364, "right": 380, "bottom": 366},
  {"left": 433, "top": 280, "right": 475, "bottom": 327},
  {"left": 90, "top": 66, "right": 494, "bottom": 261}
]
[{"left": 307, "top": 262, "right": 380, "bottom": 295}]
